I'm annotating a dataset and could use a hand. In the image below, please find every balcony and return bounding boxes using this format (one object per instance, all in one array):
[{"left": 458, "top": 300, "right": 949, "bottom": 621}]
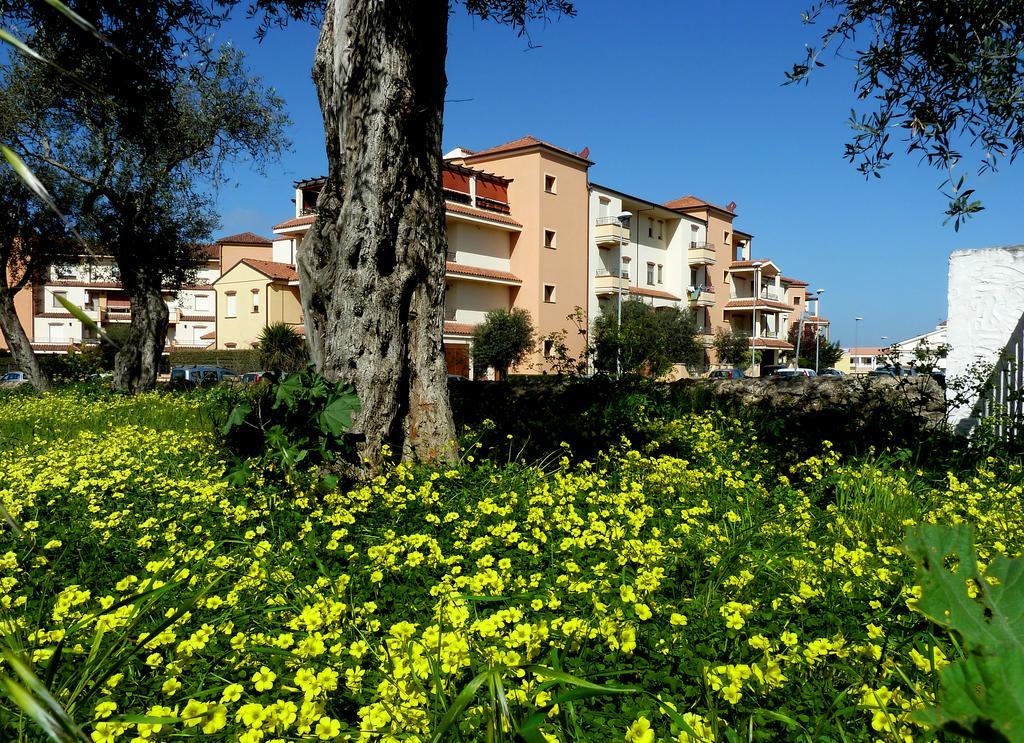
[
  {"left": 760, "top": 287, "right": 784, "bottom": 301},
  {"left": 594, "top": 216, "right": 630, "bottom": 247},
  {"left": 687, "top": 285, "right": 716, "bottom": 307},
  {"left": 688, "top": 242, "right": 716, "bottom": 265},
  {"left": 593, "top": 268, "right": 630, "bottom": 295}
]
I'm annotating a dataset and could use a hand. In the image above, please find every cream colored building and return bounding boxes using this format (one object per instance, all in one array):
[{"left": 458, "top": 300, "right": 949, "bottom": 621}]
[{"left": 212, "top": 259, "right": 303, "bottom": 350}]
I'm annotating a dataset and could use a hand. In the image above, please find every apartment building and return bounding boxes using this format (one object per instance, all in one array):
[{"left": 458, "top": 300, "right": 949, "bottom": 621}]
[
  {"left": 212, "top": 259, "right": 302, "bottom": 350},
  {"left": 0, "top": 233, "right": 273, "bottom": 354}
]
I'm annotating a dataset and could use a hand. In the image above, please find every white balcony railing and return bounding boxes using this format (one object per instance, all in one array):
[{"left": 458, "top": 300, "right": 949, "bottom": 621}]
[{"left": 595, "top": 267, "right": 630, "bottom": 279}]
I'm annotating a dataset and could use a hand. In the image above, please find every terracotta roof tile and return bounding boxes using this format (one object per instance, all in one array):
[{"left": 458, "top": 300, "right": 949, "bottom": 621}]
[
  {"left": 804, "top": 315, "right": 829, "bottom": 323},
  {"left": 444, "top": 202, "right": 522, "bottom": 228},
  {"left": 465, "top": 135, "right": 593, "bottom": 164},
  {"left": 751, "top": 338, "right": 795, "bottom": 350},
  {"left": 629, "top": 286, "right": 682, "bottom": 301},
  {"left": 445, "top": 262, "right": 521, "bottom": 284},
  {"left": 239, "top": 259, "right": 299, "bottom": 282},
  {"left": 724, "top": 298, "right": 794, "bottom": 312},
  {"left": 179, "top": 314, "right": 216, "bottom": 322},
  {"left": 218, "top": 231, "right": 273, "bottom": 246},
  {"left": 444, "top": 322, "right": 476, "bottom": 336},
  {"left": 200, "top": 330, "right": 216, "bottom": 340},
  {"left": 780, "top": 276, "right": 809, "bottom": 287},
  {"left": 848, "top": 346, "right": 885, "bottom": 355},
  {"left": 664, "top": 195, "right": 735, "bottom": 214},
  {"left": 273, "top": 214, "right": 317, "bottom": 231}
]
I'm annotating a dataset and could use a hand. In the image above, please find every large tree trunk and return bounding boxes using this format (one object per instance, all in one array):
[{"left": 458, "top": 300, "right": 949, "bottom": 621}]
[
  {"left": 298, "top": 0, "right": 456, "bottom": 469},
  {"left": 0, "top": 287, "right": 50, "bottom": 391},
  {"left": 112, "top": 272, "right": 168, "bottom": 392}
]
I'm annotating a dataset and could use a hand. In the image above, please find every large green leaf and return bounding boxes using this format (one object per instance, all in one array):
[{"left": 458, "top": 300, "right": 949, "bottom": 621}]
[
  {"left": 906, "top": 524, "right": 1024, "bottom": 741},
  {"left": 319, "top": 389, "right": 360, "bottom": 437}
]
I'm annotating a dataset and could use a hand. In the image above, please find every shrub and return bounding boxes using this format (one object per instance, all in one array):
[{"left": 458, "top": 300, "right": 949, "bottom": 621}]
[
  {"left": 593, "top": 299, "right": 702, "bottom": 376},
  {"left": 713, "top": 328, "right": 756, "bottom": 368},
  {"left": 256, "top": 322, "right": 308, "bottom": 372},
  {"left": 471, "top": 308, "right": 535, "bottom": 379}
]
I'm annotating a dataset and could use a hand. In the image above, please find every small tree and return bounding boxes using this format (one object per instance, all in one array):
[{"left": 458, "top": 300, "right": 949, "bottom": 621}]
[
  {"left": 713, "top": 329, "right": 755, "bottom": 368},
  {"left": 257, "top": 323, "right": 308, "bottom": 373},
  {"left": 593, "top": 299, "right": 702, "bottom": 377},
  {"left": 788, "top": 323, "right": 843, "bottom": 369},
  {"left": 471, "top": 308, "right": 535, "bottom": 380},
  {"left": 537, "top": 306, "right": 590, "bottom": 377}
]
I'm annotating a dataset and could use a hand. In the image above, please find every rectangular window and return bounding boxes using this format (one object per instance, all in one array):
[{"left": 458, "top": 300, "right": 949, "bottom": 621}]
[
  {"left": 251, "top": 290, "right": 260, "bottom": 313},
  {"left": 48, "top": 323, "right": 66, "bottom": 342},
  {"left": 544, "top": 174, "right": 557, "bottom": 194},
  {"left": 543, "top": 284, "right": 556, "bottom": 303},
  {"left": 657, "top": 264, "right": 663, "bottom": 284},
  {"left": 598, "top": 197, "right": 610, "bottom": 218},
  {"left": 795, "top": 296, "right": 801, "bottom": 305},
  {"left": 543, "top": 339, "right": 554, "bottom": 358},
  {"left": 690, "top": 268, "right": 698, "bottom": 285},
  {"left": 196, "top": 295, "right": 210, "bottom": 312},
  {"left": 51, "top": 290, "right": 68, "bottom": 310},
  {"left": 648, "top": 219, "right": 654, "bottom": 238},
  {"left": 646, "top": 263, "right": 655, "bottom": 285},
  {"left": 544, "top": 230, "right": 556, "bottom": 249},
  {"left": 225, "top": 293, "right": 237, "bottom": 318},
  {"left": 724, "top": 230, "right": 730, "bottom": 244},
  {"left": 657, "top": 220, "right": 664, "bottom": 240}
]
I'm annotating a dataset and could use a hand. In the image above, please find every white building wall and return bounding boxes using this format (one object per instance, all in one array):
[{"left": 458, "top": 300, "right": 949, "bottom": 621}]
[
  {"left": 446, "top": 221, "right": 511, "bottom": 273},
  {"left": 445, "top": 281, "right": 510, "bottom": 326},
  {"left": 272, "top": 238, "right": 297, "bottom": 265},
  {"left": 946, "top": 246, "right": 1024, "bottom": 429}
]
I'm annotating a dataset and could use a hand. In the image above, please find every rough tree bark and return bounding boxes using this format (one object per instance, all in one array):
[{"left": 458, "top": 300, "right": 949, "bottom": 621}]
[
  {"left": 112, "top": 268, "right": 169, "bottom": 392},
  {"left": 297, "top": 0, "right": 456, "bottom": 469},
  {"left": 0, "top": 286, "right": 50, "bottom": 391}
]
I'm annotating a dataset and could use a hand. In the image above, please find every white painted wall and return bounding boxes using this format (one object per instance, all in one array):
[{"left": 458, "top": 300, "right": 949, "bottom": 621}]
[
  {"left": 272, "top": 238, "right": 297, "bottom": 265},
  {"left": 946, "top": 246, "right": 1024, "bottom": 429},
  {"left": 446, "top": 221, "right": 511, "bottom": 272},
  {"left": 445, "top": 281, "right": 510, "bottom": 326}
]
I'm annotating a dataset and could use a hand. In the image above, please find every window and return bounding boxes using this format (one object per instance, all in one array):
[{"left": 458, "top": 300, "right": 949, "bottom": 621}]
[
  {"left": 657, "top": 220, "right": 664, "bottom": 240},
  {"left": 251, "top": 289, "right": 260, "bottom": 313},
  {"left": 55, "top": 265, "right": 75, "bottom": 279},
  {"left": 48, "top": 323, "right": 66, "bottom": 342},
  {"left": 543, "top": 339, "right": 554, "bottom": 358},
  {"left": 225, "top": 292, "right": 237, "bottom": 318},
  {"left": 196, "top": 295, "right": 210, "bottom": 312},
  {"left": 648, "top": 218, "right": 654, "bottom": 238},
  {"left": 51, "top": 290, "right": 68, "bottom": 310},
  {"left": 598, "top": 196, "right": 610, "bottom": 218},
  {"left": 657, "top": 264, "right": 663, "bottom": 284},
  {"left": 724, "top": 230, "right": 730, "bottom": 244},
  {"left": 543, "top": 284, "right": 556, "bottom": 303},
  {"left": 544, "top": 230, "right": 556, "bottom": 249},
  {"left": 646, "top": 263, "right": 655, "bottom": 285},
  {"left": 794, "top": 296, "right": 801, "bottom": 306},
  {"left": 544, "top": 174, "right": 557, "bottom": 194}
]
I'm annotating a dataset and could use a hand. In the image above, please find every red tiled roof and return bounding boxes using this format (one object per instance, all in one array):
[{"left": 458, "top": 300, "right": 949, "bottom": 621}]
[
  {"left": 629, "top": 286, "right": 682, "bottom": 301},
  {"left": 848, "top": 346, "right": 885, "bottom": 355},
  {"left": 200, "top": 330, "right": 216, "bottom": 340},
  {"left": 804, "top": 315, "right": 829, "bottom": 323},
  {"left": 273, "top": 214, "right": 317, "bottom": 231},
  {"left": 198, "top": 243, "right": 220, "bottom": 259},
  {"left": 49, "top": 280, "right": 123, "bottom": 288},
  {"left": 465, "top": 135, "right": 593, "bottom": 165},
  {"left": 444, "top": 321, "right": 476, "bottom": 336},
  {"left": 239, "top": 259, "right": 299, "bottom": 282},
  {"left": 107, "top": 299, "right": 131, "bottom": 308},
  {"left": 218, "top": 231, "right": 272, "bottom": 246},
  {"left": 37, "top": 312, "right": 76, "bottom": 318},
  {"left": 445, "top": 202, "right": 523, "bottom": 228},
  {"left": 729, "top": 260, "right": 778, "bottom": 269},
  {"left": 780, "top": 276, "right": 809, "bottom": 287},
  {"left": 752, "top": 338, "right": 795, "bottom": 350},
  {"left": 180, "top": 314, "right": 215, "bottom": 322},
  {"left": 664, "top": 195, "right": 735, "bottom": 214},
  {"left": 724, "top": 299, "right": 794, "bottom": 312},
  {"left": 31, "top": 343, "right": 78, "bottom": 352},
  {"left": 445, "top": 262, "right": 521, "bottom": 284}
]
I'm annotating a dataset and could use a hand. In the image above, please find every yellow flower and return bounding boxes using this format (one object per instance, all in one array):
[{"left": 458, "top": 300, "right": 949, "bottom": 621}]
[
  {"left": 625, "top": 716, "right": 655, "bottom": 743},
  {"left": 252, "top": 666, "right": 276, "bottom": 692},
  {"left": 160, "top": 677, "right": 181, "bottom": 695},
  {"left": 316, "top": 716, "right": 341, "bottom": 740}
]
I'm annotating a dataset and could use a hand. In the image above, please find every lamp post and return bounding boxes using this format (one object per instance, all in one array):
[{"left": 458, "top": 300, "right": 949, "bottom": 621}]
[
  {"left": 854, "top": 316, "right": 863, "bottom": 372},
  {"left": 751, "top": 262, "right": 763, "bottom": 376},
  {"left": 615, "top": 211, "right": 632, "bottom": 377},
  {"left": 814, "top": 288, "right": 825, "bottom": 374}
]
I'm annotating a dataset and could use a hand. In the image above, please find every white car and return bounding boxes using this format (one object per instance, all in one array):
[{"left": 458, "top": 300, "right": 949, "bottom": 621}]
[{"left": 0, "top": 370, "right": 30, "bottom": 388}]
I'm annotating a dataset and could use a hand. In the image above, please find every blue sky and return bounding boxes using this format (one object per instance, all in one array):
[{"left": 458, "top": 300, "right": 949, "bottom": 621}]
[{"left": 214, "top": 1, "right": 1024, "bottom": 347}]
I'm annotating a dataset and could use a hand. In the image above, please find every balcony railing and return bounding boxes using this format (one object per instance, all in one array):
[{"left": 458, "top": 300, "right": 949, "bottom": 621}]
[
  {"left": 688, "top": 285, "right": 715, "bottom": 306},
  {"left": 595, "top": 267, "right": 630, "bottom": 279},
  {"left": 593, "top": 268, "right": 630, "bottom": 294},
  {"left": 759, "top": 287, "right": 783, "bottom": 301},
  {"left": 688, "top": 242, "right": 717, "bottom": 265},
  {"left": 594, "top": 218, "right": 630, "bottom": 247},
  {"left": 443, "top": 189, "right": 512, "bottom": 215}
]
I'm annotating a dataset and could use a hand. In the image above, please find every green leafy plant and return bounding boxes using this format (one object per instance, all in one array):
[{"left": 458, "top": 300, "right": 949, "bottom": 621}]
[
  {"left": 905, "top": 524, "right": 1024, "bottom": 741},
  {"left": 256, "top": 322, "right": 308, "bottom": 372},
  {"left": 472, "top": 308, "right": 536, "bottom": 380},
  {"left": 222, "top": 366, "right": 360, "bottom": 478},
  {"left": 593, "top": 299, "right": 702, "bottom": 377}
]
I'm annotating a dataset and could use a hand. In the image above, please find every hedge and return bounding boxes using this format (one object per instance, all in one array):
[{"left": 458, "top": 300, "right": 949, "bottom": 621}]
[{"left": 168, "top": 350, "right": 261, "bottom": 373}]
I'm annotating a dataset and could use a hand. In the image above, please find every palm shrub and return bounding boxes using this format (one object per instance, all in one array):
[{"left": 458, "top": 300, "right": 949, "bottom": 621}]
[{"left": 256, "top": 322, "right": 307, "bottom": 372}]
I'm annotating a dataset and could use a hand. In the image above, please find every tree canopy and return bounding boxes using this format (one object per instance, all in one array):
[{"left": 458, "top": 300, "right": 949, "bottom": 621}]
[
  {"left": 788, "top": 0, "right": 1024, "bottom": 228},
  {"left": 594, "top": 300, "right": 703, "bottom": 377},
  {"left": 471, "top": 308, "right": 536, "bottom": 379}
]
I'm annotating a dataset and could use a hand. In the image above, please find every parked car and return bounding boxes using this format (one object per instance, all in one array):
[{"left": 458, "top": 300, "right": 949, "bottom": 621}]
[
  {"left": 871, "top": 365, "right": 917, "bottom": 378},
  {"left": 770, "top": 368, "right": 817, "bottom": 379},
  {"left": 241, "top": 371, "right": 269, "bottom": 384},
  {"left": 169, "top": 365, "right": 238, "bottom": 388},
  {"left": 708, "top": 368, "right": 746, "bottom": 380},
  {"left": 819, "top": 368, "right": 846, "bottom": 377},
  {"left": 0, "top": 370, "right": 30, "bottom": 388},
  {"left": 761, "top": 365, "right": 786, "bottom": 377}
]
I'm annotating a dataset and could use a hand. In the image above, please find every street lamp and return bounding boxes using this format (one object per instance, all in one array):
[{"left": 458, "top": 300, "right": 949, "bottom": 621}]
[
  {"left": 751, "top": 262, "right": 763, "bottom": 376},
  {"left": 615, "top": 211, "right": 632, "bottom": 377},
  {"left": 814, "top": 288, "right": 825, "bottom": 374},
  {"left": 854, "top": 316, "right": 863, "bottom": 372}
]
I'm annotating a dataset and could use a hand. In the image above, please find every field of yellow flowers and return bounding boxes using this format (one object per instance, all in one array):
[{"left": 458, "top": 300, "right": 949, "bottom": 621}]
[{"left": 0, "top": 389, "right": 1021, "bottom": 742}]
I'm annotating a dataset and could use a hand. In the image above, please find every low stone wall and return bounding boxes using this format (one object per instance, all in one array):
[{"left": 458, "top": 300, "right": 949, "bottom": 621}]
[{"left": 694, "top": 375, "right": 946, "bottom": 426}]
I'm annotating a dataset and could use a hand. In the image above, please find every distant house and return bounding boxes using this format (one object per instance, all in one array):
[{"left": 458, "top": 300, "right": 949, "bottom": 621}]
[
  {"left": 212, "top": 259, "right": 303, "bottom": 350},
  {"left": 890, "top": 321, "right": 948, "bottom": 371}
]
